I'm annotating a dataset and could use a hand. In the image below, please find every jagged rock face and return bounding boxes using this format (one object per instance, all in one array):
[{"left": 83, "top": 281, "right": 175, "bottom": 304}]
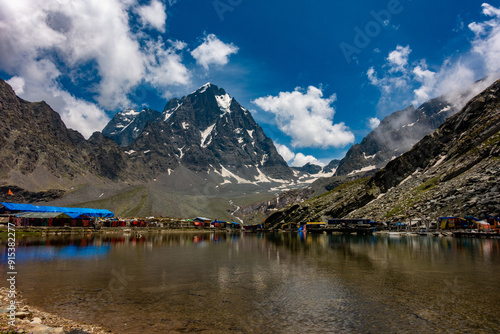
[
  {"left": 124, "top": 83, "right": 294, "bottom": 180},
  {"left": 265, "top": 78, "right": 500, "bottom": 226},
  {"left": 0, "top": 79, "right": 86, "bottom": 178},
  {"left": 102, "top": 108, "right": 161, "bottom": 147},
  {"left": 0, "top": 79, "right": 148, "bottom": 183},
  {"left": 334, "top": 97, "right": 456, "bottom": 176},
  {"left": 323, "top": 159, "right": 340, "bottom": 173},
  {"left": 292, "top": 163, "right": 323, "bottom": 175},
  {"left": 369, "top": 81, "right": 500, "bottom": 193}
]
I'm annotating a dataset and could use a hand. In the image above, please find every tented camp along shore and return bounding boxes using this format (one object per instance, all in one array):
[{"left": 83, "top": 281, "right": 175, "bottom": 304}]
[{"left": 0, "top": 202, "right": 114, "bottom": 227}]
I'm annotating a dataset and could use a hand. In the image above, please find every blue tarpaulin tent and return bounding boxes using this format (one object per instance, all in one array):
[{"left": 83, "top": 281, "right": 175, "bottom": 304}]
[{"left": 0, "top": 202, "right": 114, "bottom": 218}]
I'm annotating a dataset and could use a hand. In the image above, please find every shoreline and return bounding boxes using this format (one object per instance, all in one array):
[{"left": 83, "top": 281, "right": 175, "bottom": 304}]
[
  {"left": 0, "top": 288, "right": 111, "bottom": 334},
  {"left": 0, "top": 226, "right": 227, "bottom": 238}
]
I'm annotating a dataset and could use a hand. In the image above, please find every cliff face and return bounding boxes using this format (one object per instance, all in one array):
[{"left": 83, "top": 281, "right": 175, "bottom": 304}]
[
  {"left": 0, "top": 79, "right": 151, "bottom": 192},
  {"left": 265, "top": 78, "right": 500, "bottom": 226},
  {"left": 102, "top": 108, "right": 161, "bottom": 147}
]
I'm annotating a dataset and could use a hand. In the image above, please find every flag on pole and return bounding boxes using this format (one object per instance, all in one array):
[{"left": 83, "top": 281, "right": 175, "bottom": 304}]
[{"left": 8, "top": 189, "right": 14, "bottom": 195}]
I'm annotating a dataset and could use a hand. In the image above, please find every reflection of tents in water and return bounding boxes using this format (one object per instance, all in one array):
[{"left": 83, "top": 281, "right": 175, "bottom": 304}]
[{"left": 16, "top": 244, "right": 111, "bottom": 262}]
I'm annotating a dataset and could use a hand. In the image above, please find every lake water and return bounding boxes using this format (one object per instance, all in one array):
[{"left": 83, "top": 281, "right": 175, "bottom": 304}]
[{"left": 1, "top": 232, "right": 500, "bottom": 333}]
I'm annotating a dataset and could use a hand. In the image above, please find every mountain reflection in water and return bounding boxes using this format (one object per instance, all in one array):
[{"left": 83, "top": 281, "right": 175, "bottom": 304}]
[{"left": 1, "top": 232, "right": 499, "bottom": 333}]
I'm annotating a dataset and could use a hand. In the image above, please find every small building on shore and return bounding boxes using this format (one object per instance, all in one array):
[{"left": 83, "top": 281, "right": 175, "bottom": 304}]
[{"left": 193, "top": 217, "right": 211, "bottom": 227}]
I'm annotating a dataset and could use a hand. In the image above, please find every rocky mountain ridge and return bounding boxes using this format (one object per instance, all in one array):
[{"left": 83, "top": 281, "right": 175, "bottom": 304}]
[
  {"left": 334, "top": 97, "right": 456, "bottom": 177},
  {"left": 0, "top": 79, "right": 316, "bottom": 217},
  {"left": 311, "top": 79, "right": 493, "bottom": 196},
  {"left": 264, "top": 78, "right": 500, "bottom": 226},
  {"left": 123, "top": 83, "right": 295, "bottom": 182},
  {"left": 102, "top": 108, "right": 161, "bottom": 147},
  {"left": 0, "top": 79, "right": 149, "bottom": 186}
]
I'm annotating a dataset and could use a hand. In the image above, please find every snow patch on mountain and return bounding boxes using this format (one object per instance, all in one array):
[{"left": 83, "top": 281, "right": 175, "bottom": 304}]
[
  {"left": 123, "top": 108, "right": 140, "bottom": 117},
  {"left": 403, "top": 122, "right": 415, "bottom": 128},
  {"left": 214, "top": 165, "right": 252, "bottom": 184},
  {"left": 260, "top": 154, "right": 268, "bottom": 166},
  {"left": 254, "top": 168, "right": 272, "bottom": 183},
  {"left": 198, "top": 82, "right": 211, "bottom": 94},
  {"left": 363, "top": 152, "right": 377, "bottom": 159},
  {"left": 177, "top": 146, "right": 185, "bottom": 159},
  {"left": 348, "top": 165, "right": 376, "bottom": 175},
  {"left": 200, "top": 123, "right": 216, "bottom": 148},
  {"left": 438, "top": 105, "right": 452, "bottom": 114},
  {"left": 164, "top": 102, "right": 182, "bottom": 121},
  {"left": 216, "top": 94, "right": 232, "bottom": 114}
]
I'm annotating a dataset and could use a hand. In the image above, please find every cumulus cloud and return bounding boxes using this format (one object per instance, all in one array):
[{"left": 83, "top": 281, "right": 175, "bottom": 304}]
[
  {"left": 275, "top": 143, "right": 296, "bottom": 162},
  {"left": 275, "top": 143, "right": 324, "bottom": 167},
  {"left": 0, "top": 0, "right": 195, "bottom": 137},
  {"left": 253, "top": 86, "right": 354, "bottom": 148},
  {"left": 191, "top": 34, "right": 239, "bottom": 70},
  {"left": 144, "top": 39, "right": 191, "bottom": 88},
  {"left": 136, "top": 0, "right": 167, "bottom": 32},
  {"left": 387, "top": 45, "right": 411, "bottom": 71},
  {"left": 291, "top": 153, "right": 325, "bottom": 167},
  {"left": 6, "top": 76, "right": 25, "bottom": 95},
  {"left": 368, "top": 3, "right": 500, "bottom": 116},
  {"left": 470, "top": 3, "right": 500, "bottom": 75},
  {"left": 368, "top": 117, "right": 380, "bottom": 130}
]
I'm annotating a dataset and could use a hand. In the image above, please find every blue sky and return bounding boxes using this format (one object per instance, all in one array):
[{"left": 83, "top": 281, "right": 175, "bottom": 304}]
[{"left": 1, "top": 0, "right": 499, "bottom": 166}]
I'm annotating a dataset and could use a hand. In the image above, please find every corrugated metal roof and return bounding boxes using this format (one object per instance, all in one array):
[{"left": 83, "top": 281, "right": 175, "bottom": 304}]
[{"left": 1, "top": 202, "right": 114, "bottom": 218}]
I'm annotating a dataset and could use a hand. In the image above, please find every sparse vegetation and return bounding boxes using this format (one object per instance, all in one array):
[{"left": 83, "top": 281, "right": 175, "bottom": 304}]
[{"left": 416, "top": 176, "right": 440, "bottom": 192}]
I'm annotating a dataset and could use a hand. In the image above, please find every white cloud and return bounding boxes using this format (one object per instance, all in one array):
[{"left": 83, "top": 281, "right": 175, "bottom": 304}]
[
  {"left": 368, "top": 3, "right": 500, "bottom": 115},
  {"left": 368, "top": 117, "right": 380, "bottom": 130},
  {"left": 387, "top": 45, "right": 411, "bottom": 71},
  {"left": 253, "top": 86, "right": 355, "bottom": 148},
  {"left": 470, "top": 3, "right": 500, "bottom": 75},
  {"left": 0, "top": 0, "right": 191, "bottom": 137},
  {"left": 144, "top": 39, "right": 190, "bottom": 88},
  {"left": 136, "top": 0, "right": 167, "bottom": 32},
  {"left": 482, "top": 3, "right": 500, "bottom": 17},
  {"left": 291, "top": 153, "right": 325, "bottom": 167},
  {"left": 412, "top": 62, "right": 437, "bottom": 102},
  {"left": 6, "top": 76, "right": 25, "bottom": 95},
  {"left": 274, "top": 143, "right": 324, "bottom": 167},
  {"left": 275, "top": 143, "right": 295, "bottom": 162},
  {"left": 191, "top": 34, "right": 239, "bottom": 70},
  {"left": 57, "top": 91, "right": 111, "bottom": 138}
]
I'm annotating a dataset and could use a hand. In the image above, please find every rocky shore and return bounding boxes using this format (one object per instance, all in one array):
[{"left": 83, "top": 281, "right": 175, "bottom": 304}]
[{"left": 0, "top": 288, "right": 111, "bottom": 334}]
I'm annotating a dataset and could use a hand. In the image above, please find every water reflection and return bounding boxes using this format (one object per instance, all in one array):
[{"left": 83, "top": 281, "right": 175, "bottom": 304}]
[{"left": 1, "top": 232, "right": 499, "bottom": 333}]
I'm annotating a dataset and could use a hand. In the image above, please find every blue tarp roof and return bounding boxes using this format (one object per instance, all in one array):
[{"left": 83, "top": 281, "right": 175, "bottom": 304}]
[{"left": 1, "top": 202, "right": 114, "bottom": 218}]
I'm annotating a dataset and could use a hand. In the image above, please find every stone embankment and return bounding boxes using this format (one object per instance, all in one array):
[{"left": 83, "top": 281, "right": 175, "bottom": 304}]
[{"left": 0, "top": 288, "right": 110, "bottom": 334}]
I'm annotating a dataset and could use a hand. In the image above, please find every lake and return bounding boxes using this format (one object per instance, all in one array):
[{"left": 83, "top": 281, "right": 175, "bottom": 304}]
[{"left": 1, "top": 232, "right": 499, "bottom": 333}]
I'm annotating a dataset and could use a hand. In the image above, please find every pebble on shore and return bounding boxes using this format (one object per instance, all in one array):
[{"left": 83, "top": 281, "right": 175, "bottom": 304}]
[{"left": 0, "top": 287, "right": 111, "bottom": 334}]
